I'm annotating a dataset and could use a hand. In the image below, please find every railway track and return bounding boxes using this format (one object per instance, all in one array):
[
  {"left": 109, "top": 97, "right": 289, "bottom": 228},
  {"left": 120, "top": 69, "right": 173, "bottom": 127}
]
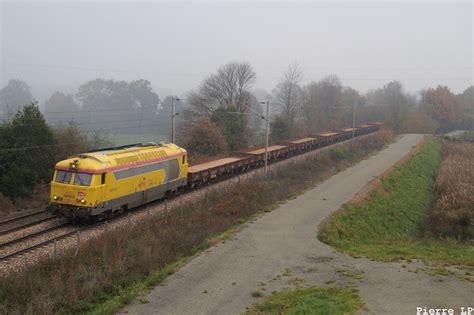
[
  {"left": 0, "top": 212, "right": 133, "bottom": 262},
  {"left": 0, "top": 130, "right": 382, "bottom": 266},
  {"left": 0, "top": 210, "right": 57, "bottom": 236},
  {"left": 0, "top": 222, "right": 78, "bottom": 261}
]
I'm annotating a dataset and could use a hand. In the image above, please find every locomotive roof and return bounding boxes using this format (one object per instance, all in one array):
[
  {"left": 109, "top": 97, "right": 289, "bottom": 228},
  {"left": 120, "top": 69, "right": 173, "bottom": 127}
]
[{"left": 55, "top": 142, "right": 186, "bottom": 172}]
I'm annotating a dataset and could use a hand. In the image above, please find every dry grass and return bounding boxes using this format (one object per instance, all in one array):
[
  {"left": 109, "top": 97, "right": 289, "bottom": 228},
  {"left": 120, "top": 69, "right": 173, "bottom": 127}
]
[
  {"left": 0, "top": 184, "right": 50, "bottom": 216},
  {"left": 426, "top": 141, "right": 474, "bottom": 239},
  {"left": 0, "top": 132, "right": 392, "bottom": 315},
  {"left": 0, "top": 193, "right": 14, "bottom": 215}
]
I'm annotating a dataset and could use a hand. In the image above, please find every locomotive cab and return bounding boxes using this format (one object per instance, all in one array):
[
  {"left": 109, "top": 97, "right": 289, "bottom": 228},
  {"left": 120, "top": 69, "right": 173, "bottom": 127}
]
[
  {"left": 47, "top": 142, "right": 189, "bottom": 221},
  {"left": 48, "top": 156, "right": 107, "bottom": 219}
]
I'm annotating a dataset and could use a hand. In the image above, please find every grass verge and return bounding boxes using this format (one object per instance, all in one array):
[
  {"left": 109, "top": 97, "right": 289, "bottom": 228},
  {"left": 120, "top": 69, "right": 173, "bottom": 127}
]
[
  {"left": 319, "top": 137, "right": 474, "bottom": 265},
  {"left": 245, "top": 287, "right": 363, "bottom": 315},
  {"left": 0, "top": 132, "right": 392, "bottom": 315}
]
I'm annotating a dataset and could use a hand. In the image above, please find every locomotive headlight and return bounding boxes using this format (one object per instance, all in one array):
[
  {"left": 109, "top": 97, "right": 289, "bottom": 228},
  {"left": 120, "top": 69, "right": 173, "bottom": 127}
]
[
  {"left": 80, "top": 199, "right": 86, "bottom": 204},
  {"left": 53, "top": 195, "right": 59, "bottom": 201}
]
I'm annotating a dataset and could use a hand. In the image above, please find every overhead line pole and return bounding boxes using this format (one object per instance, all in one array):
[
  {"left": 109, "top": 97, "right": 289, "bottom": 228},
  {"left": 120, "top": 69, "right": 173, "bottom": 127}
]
[
  {"left": 352, "top": 99, "right": 357, "bottom": 141},
  {"left": 262, "top": 100, "right": 270, "bottom": 177},
  {"left": 171, "top": 97, "right": 175, "bottom": 143},
  {"left": 171, "top": 96, "right": 180, "bottom": 143}
]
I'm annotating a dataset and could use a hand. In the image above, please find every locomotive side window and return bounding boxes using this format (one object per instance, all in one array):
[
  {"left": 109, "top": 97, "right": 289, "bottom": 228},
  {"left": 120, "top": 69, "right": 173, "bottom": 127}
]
[
  {"left": 55, "top": 170, "right": 72, "bottom": 183},
  {"left": 73, "top": 172, "right": 92, "bottom": 186},
  {"left": 101, "top": 173, "right": 106, "bottom": 185}
]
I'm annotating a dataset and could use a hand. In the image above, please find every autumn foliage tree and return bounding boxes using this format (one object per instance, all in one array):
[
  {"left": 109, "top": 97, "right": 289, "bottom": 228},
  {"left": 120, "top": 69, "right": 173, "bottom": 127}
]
[
  {"left": 422, "top": 85, "right": 457, "bottom": 132},
  {"left": 456, "top": 86, "right": 474, "bottom": 130},
  {"left": 181, "top": 120, "right": 227, "bottom": 158}
]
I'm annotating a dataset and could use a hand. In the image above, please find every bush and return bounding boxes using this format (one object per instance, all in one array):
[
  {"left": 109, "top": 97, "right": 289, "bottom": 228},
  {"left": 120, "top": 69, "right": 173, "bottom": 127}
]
[
  {"left": 181, "top": 119, "right": 227, "bottom": 158},
  {"left": 329, "top": 146, "right": 350, "bottom": 160}
]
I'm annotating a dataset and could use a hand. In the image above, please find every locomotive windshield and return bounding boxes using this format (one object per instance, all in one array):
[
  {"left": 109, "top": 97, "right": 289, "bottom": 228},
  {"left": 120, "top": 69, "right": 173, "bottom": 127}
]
[
  {"left": 73, "top": 172, "right": 92, "bottom": 186},
  {"left": 55, "top": 170, "right": 72, "bottom": 183}
]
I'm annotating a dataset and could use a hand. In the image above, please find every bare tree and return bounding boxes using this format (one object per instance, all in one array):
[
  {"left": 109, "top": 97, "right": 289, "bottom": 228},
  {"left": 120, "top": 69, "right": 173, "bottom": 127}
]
[
  {"left": 179, "top": 61, "right": 256, "bottom": 149},
  {"left": 273, "top": 62, "right": 303, "bottom": 125},
  {"left": 366, "top": 81, "right": 410, "bottom": 133},
  {"left": 303, "top": 74, "right": 343, "bottom": 132},
  {"left": 193, "top": 61, "right": 256, "bottom": 114}
]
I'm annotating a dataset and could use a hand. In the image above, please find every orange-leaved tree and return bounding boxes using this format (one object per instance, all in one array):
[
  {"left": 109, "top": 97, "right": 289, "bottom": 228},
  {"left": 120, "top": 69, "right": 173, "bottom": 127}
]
[{"left": 180, "top": 119, "right": 228, "bottom": 158}]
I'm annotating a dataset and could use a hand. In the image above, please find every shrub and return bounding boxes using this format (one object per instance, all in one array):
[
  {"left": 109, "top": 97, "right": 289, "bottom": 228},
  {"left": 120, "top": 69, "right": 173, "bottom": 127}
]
[
  {"left": 181, "top": 119, "right": 228, "bottom": 158},
  {"left": 329, "top": 146, "right": 350, "bottom": 160}
]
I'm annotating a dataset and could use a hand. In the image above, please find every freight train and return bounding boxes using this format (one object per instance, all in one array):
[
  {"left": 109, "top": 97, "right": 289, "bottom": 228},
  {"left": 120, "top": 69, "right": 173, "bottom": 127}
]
[{"left": 46, "top": 122, "right": 383, "bottom": 220}]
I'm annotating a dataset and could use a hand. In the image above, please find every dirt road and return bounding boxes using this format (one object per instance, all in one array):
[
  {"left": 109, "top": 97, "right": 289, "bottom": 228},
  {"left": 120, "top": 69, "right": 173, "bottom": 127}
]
[{"left": 119, "top": 134, "right": 473, "bottom": 315}]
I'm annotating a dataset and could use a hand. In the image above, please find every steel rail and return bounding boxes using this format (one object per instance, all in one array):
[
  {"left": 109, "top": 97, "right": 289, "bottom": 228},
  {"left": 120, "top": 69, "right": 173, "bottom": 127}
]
[
  {"left": 0, "top": 210, "right": 46, "bottom": 226},
  {"left": 0, "top": 222, "right": 70, "bottom": 249},
  {"left": 0, "top": 216, "right": 120, "bottom": 261},
  {"left": 0, "top": 216, "right": 58, "bottom": 237},
  {"left": 0, "top": 229, "right": 81, "bottom": 261}
]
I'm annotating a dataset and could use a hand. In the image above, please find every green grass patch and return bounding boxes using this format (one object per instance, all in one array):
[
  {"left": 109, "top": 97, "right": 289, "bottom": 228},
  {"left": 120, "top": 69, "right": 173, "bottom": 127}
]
[
  {"left": 319, "top": 138, "right": 474, "bottom": 265},
  {"left": 245, "top": 287, "right": 363, "bottom": 315}
]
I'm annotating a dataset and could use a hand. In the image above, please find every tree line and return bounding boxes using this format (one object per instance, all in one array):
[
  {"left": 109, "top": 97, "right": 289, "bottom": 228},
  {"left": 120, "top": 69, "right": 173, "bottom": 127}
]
[
  {"left": 177, "top": 62, "right": 473, "bottom": 157},
  {"left": 0, "top": 78, "right": 170, "bottom": 137},
  {"left": 0, "top": 61, "right": 473, "bottom": 205}
]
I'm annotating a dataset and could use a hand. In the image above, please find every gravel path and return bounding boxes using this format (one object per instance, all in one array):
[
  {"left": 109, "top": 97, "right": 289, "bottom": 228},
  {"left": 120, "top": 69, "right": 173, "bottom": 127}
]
[{"left": 119, "top": 134, "right": 473, "bottom": 315}]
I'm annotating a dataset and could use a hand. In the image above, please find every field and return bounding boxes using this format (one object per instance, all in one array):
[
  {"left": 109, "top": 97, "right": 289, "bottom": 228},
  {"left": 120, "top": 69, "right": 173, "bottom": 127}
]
[
  {"left": 427, "top": 141, "right": 474, "bottom": 239},
  {"left": 319, "top": 138, "right": 474, "bottom": 265},
  {"left": 0, "top": 132, "right": 391, "bottom": 315}
]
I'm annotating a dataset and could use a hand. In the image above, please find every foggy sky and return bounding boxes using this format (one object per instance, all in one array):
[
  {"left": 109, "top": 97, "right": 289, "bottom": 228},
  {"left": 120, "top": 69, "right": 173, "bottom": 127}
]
[{"left": 1, "top": 1, "right": 472, "bottom": 105}]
